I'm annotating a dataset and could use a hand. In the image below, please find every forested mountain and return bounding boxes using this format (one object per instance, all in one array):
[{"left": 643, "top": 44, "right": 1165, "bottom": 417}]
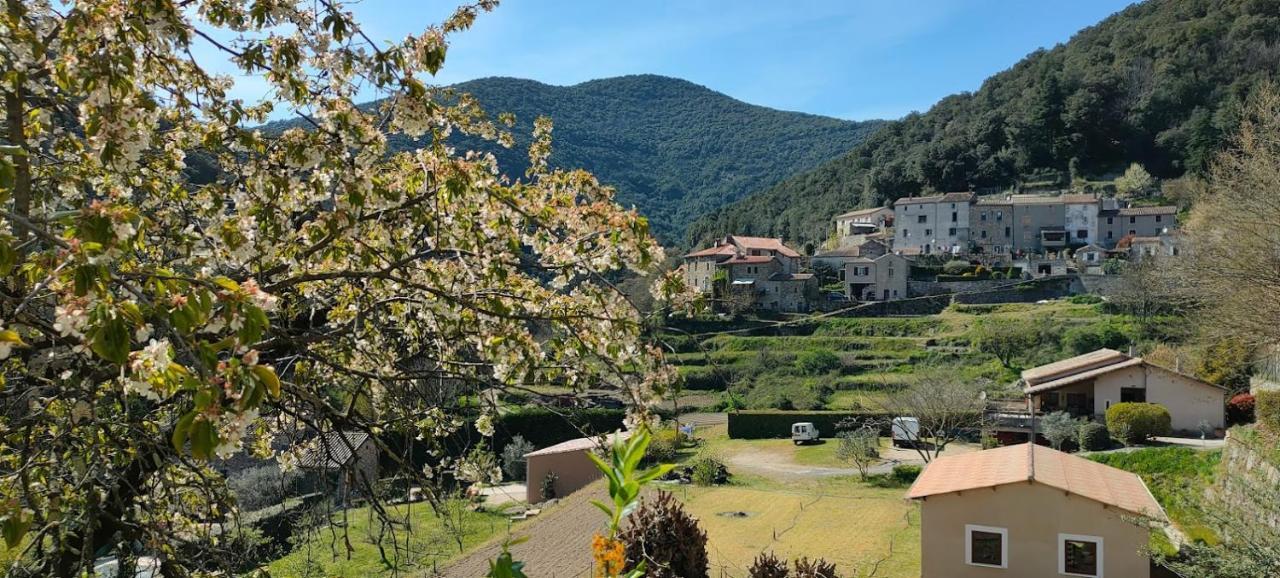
[
  {"left": 688, "top": 0, "right": 1280, "bottom": 247},
  {"left": 448, "top": 76, "right": 885, "bottom": 241},
  {"left": 259, "top": 75, "right": 880, "bottom": 242}
]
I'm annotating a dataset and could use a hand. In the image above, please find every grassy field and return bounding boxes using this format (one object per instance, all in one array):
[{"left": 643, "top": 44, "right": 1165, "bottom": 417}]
[
  {"left": 1088, "top": 447, "right": 1222, "bottom": 547},
  {"left": 671, "top": 479, "right": 919, "bottom": 577},
  {"left": 266, "top": 501, "right": 509, "bottom": 578}
]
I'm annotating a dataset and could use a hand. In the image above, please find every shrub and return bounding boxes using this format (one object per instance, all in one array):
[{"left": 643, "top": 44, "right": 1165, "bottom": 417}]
[
  {"left": 1106, "top": 402, "right": 1172, "bottom": 445},
  {"left": 796, "top": 349, "right": 841, "bottom": 375},
  {"left": 645, "top": 432, "right": 678, "bottom": 465},
  {"left": 226, "top": 464, "right": 301, "bottom": 513},
  {"left": 619, "top": 492, "right": 709, "bottom": 578},
  {"left": 980, "top": 430, "right": 999, "bottom": 449},
  {"left": 1077, "top": 422, "right": 1110, "bottom": 451},
  {"left": 891, "top": 464, "right": 922, "bottom": 484},
  {"left": 1257, "top": 391, "right": 1280, "bottom": 433},
  {"left": 690, "top": 452, "right": 728, "bottom": 487},
  {"left": 501, "top": 435, "right": 535, "bottom": 481},
  {"left": 1069, "top": 294, "right": 1104, "bottom": 305},
  {"left": 540, "top": 471, "right": 559, "bottom": 501},
  {"left": 1226, "top": 393, "right": 1256, "bottom": 426},
  {"left": 1062, "top": 323, "right": 1130, "bottom": 355},
  {"left": 793, "top": 557, "right": 840, "bottom": 578},
  {"left": 943, "top": 259, "right": 971, "bottom": 275},
  {"left": 1040, "top": 411, "right": 1081, "bottom": 450},
  {"left": 748, "top": 552, "right": 790, "bottom": 578}
]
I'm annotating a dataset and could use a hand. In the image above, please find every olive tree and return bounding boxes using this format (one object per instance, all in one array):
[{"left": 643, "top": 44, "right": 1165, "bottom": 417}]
[
  {"left": 879, "top": 370, "right": 988, "bottom": 463},
  {"left": 0, "top": 1, "right": 687, "bottom": 575}
]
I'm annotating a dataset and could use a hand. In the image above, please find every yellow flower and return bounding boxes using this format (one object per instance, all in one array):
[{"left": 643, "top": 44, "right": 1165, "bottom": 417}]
[{"left": 591, "top": 534, "right": 627, "bottom": 578}]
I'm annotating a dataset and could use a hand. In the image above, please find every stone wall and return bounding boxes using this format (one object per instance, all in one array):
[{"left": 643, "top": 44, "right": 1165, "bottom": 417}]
[
  {"left": 1212, "top": 428, "right": 1280, "bottom": 533},
  {"left": 908, "top": 276, "right": 1075, "bottom": 304}
]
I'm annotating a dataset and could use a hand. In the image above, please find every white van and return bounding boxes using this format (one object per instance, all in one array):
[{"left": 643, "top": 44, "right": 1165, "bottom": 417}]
[
  {"left": 791, "top": 422, "right": 820, "bottom": 445},
  {"left": 891, "top": 417, "right": 921, "bottom": 448}
]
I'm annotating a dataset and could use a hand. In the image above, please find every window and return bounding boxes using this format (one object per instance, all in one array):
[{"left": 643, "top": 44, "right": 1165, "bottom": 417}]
[
  {"left": 1004, "top": 226, "right": 1011, "bottom": 238},
  {"left": 949, "top": 227, "right": 957, "bottom": 236},
  {"left": 1121, "top": 387, "right": 1146, "bottom": 403},
  {"left": 902, "top": 229, "right": 909, "bottom": 238},
  {"left": 918, "top": 215, "right": 928, "bottom": 224},
  {"left": 981, "top": 230, "right": 988, "bottom": 239},
  {"left": 1129, "top": 216, "right": 1136, "bottom": 224},
  {"left": 1059, "top": 534, "right": 1102, "bottom": 577},
  {"left": 1077, "top": 229, "right": 1088, "bottom": 239},
  {"left": 951, "top": 211, "right": 958, "bottom": 222},
  {"left": 1107, "top": 231, "right": 1113, "bottom": 240},
  {"left": 925, "top": 229, "right": 933, "bottom": 236},
  {"left": 1155, "top": 215, "right": 1162, "bottom": 223},
  {"left": 966, "top": 525, "right": 1007, "bottom": 569},
  {"left": 838, "top": 269, "right": 845, "bottom": 282},
  {"left": 981, "top": 212, "right": 988, "bottom": 222},
  {"left": 1129, "top": 230, "right": 1136, "bottom": 236},
  {"left": 1107, "top": 217, "right": 1113, "bottom": 225},
  {"left": 996, "top": 211, "right": 1003, "bottom": 221}
]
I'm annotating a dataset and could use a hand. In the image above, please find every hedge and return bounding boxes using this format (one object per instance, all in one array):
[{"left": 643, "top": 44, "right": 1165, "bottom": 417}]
[
  {"left": 1105, "top": 402, "right": 1171, "bottom": 445},
  {"left": 494, "top": 407, "right": 629, "bottom": 451},
  {"left": 1257, "top": 391, "right": 1280, "bottom": 433},
  {"left": 727, "top": 411, "right": 890, "bottom": 439}
]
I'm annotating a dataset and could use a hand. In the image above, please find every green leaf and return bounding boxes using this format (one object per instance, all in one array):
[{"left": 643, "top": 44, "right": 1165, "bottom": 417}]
[
  {"left": 2, "top": 509, "right": 32, "bottom": 548},
  {"left": 212, "top": 276, "right": 240, "bottom": 292},
  {"left": 251, "top": 365, "right": 281, "bottom": 398},
  {"left": 90, "top": 316, "right": 131, "bottom": 364},
  {"left": 171, "top": 410, "right": 196, "bottom": 452}
]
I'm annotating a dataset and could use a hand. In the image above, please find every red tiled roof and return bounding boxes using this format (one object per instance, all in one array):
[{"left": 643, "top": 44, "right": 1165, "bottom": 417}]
[
  {"left": 906, "top": 444, "right": 1166, "bottom": 519},
  {"left": 683, "top": 244, "right": 737, "bottom": 258},
  {"left": 728, "top": 235, "right": 802, "bottom": 258}
]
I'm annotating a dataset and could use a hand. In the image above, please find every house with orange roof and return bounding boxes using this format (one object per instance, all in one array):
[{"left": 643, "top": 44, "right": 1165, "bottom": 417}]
[
  {"left": 1017, "top": 348, "right": 1227, "bottom": 433},
  {"left": 682, "top": 235, "right": 816, "bottom": 312},
  {"left": 908, "top": 443, "right": 1166, "bottom": 578}
]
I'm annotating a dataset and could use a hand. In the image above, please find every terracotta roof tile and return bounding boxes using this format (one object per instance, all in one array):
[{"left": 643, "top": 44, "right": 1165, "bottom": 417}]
[
  {"left": 524, "top": 431, "right": 630, "bottom": 458},
  {"left": 906, "top": 444, "right": 1165, "bottom": 519},
  {"left": 1021, "top": 348, "right": 1129, "bottom": 384}
]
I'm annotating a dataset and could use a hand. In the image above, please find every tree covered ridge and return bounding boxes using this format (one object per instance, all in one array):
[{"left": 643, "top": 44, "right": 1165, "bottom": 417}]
[
  {"left": 449, "top": 75, "right": 884, "bottom": 242},
  {"left": 688, "top": 0, "right": 1280, "bottom": 247},
  {"left": 265, "top": 74, "right": 884, "bottom": 243}
]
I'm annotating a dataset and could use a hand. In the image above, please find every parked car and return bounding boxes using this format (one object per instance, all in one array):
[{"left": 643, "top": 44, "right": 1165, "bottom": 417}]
[
  {"left": 791, "top": 422, "right": 820, "bottom": 445},
  {"left": 892, "top": 417, "right": 921, "bottom": 448}
]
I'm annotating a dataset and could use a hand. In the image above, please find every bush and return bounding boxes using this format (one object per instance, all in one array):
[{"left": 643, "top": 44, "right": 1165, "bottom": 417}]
[
  {"left": 1069, "top": 294, "right": 1104, "bottom": 305},
  {"left": 1226, "top": 393, "right": 1256, "bottom": 426},
  {"left": 619, "top": 491, "right": 709, "bottom": 578},
  {"left": 501, "top": 435, "right": 534, "bottom": 481},
  {"left": 1106, "top": 402, "right": 1172, "bottom": 445},
  {"left": 690, "top": 452, "right": 727, "bottom": 486},
  {"left": 1077, "top": 422, "right": 1110, "bottom": 451},
  {"left": 943, "top": 259, "right": 971, "bottom": 275},
  {"left": 1257, "top": 391, "right": 1280, "bottom": 433},
  {"left": 727, "top": 411, "right": 890, "bottom": 439},
  {"left": 226, "top": 464, "right": 302, "bottom": 513},
  {"left": 891, "top": 464, "right": 922, "bottom": 483},
  {"left": 793, "top": 557, "right": 840, "bottom": 578},
  {"left": 1062, "top": 322, "right": 1130, "bottom": 355},
  {"left": 540, "top": 471, "right": 558, "bottom": 501},
  {"left": 748, "top": 552, "right": 790, "bottom": 578},
  {"left": 795, "top": 349, "right": 841, "bottom": 375},
  {"left": 645, "top": 432, "right": 679, "bottom": 465}
]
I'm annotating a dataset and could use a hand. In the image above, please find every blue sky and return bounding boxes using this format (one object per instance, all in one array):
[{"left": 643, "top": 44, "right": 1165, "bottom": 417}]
[{"left": 204, "top": 0, "right": 1137, "bottom": 121}]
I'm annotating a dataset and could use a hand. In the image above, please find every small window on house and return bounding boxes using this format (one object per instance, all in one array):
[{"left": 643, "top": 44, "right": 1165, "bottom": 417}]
[
  {"left": 1155, "top": 215, "right": 1162, "bottom": 223},
  {"left": 1130, "top": 216, "right": 1137, "bottom": 224},
  {"left": 1129, "top": 230, "right": 1136, "bottom": 236},
  {"left": 838, "top": 269, "right": 845, "bottom": 281},
  {"left": 925, "top": 229, "right": 933, "bottom": 236},
  {"left": 981, "top": 212, "right": 988, "bottom": 221},
  {"left": 951, "top": 211, "right": 958, "bottom": 222},
  {"left": 948, "top": 227, "right": 957, "bottom": 236},
  {"left": 966, "top": 525, "right": 1007, "bottom": 569},
  {"left": 1077, "top": 229, "right": 1088, "bottom": 239},
  {"left": 1107, "top": 231, "right": 1113, "bottom": 240},
  {"left": 1004, "top": 226, "right": 1011, "bottom": 238},
  {"left": 1121, "top": 387, "right": 1146, "bottom": 403},
  {"left": 996, "top": 211, "right": 1003, "bottom": 221},
  {"left": 1107, "top": 217, "right": 1113, "bottom": 225},
  {"left": 981, "top": 230, "right": 988, "bottom": 239},
  {"left": 1059, "top": 534, "right": 1102, "bottom": 577},
  {"left": 918, "top": 215, "right": 927, "bottom": 224}
]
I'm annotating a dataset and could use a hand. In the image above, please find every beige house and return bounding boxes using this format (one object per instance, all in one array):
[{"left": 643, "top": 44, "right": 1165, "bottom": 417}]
[
  {"left": 908, "top": 443, "right": 1165, "bottom": 578},
  {"left": 842, "top": 252, "right": 910, "bottom": 302},
  {"left": 811, "top": 239, "right": 888, "bottom": 274},
  {"left": 1022, "top": 349, "right": 1227, "bottom": 432},
  {"left": 1100, "top": 206, "right": 1176, "bottom": 246},
  {"left": 894, "top": 192, "right": 976, "bottom": 256},
  {"left": 832, "top": 207, "right": 894, "bottom": 246},
  {"left": 524, "top": 432, "right": 628, "bottom": 503}
]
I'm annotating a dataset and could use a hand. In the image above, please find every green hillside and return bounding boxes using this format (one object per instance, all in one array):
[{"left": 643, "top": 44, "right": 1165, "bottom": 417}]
[
  {"left": 688, "top": 0, "right": 1280, "bottom": 246},
  {"left": 262, "top": 75, "right": 881, "bottom": 242}
]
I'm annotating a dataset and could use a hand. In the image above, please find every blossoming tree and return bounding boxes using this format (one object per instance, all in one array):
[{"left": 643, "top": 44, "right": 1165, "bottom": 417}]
[{"left": 0, "top": 0, "right": 685, "bottom": 574}]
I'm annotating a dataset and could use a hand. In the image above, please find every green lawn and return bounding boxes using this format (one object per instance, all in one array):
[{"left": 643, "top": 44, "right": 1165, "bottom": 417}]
[
  {"left": 265, "top": 501, "right": 509, "bottom": 578},
  {"left": 1088, "top": 447, "right": 1222, "bottom": 546}
]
